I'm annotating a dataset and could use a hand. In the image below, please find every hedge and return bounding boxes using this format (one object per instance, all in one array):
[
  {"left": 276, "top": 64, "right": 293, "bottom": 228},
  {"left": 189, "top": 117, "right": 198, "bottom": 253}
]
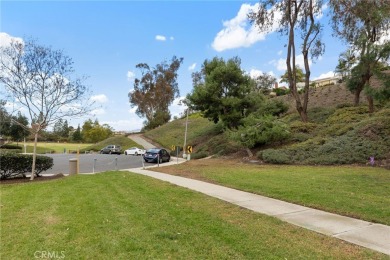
[{"left": 0, "top": 152, "right": 53, "bottom": 180}]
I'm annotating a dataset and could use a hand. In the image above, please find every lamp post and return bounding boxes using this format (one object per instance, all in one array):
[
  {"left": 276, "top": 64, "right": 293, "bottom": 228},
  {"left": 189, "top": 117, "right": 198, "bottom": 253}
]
[{"left": 183, "top": 107, "right": 189, "bottom": 159}]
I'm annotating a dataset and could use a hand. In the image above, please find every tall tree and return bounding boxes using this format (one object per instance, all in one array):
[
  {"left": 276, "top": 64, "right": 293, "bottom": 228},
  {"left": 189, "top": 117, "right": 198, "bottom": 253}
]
[
  {"left": 334, "top": 49, "right": 357, "bottom": 81},
  {"left": 0, "top": 100, "right": 11, "bottom": 138},
  {"left": 329, "top": 0, "right": 390, "bottom": 112},
  {"left": 249, "top": 0, "right": 324, "bottom": 122},
  {"left": 280, "top": 66, "right": 305, "bottom": 84},
  {"left": 73, "top": 124, "right": 82, "bottom": 142},
  {"left": 253, "top": 72, "right": 277, "bottom": 95},
  {"left": 128, "top": 56, "right": 183, "bottom": 130},
  {"left": 9, "top": 112, "right": 29, "bottom": 143},
  {"left": 81, "top": 119, "right": 113, "bottom": 143},
  {"left": 187, "top": 56, "right": 263, "bottom": 129},
  {"left": 0, "top": 38, "right": 94, "bottom": 180}
]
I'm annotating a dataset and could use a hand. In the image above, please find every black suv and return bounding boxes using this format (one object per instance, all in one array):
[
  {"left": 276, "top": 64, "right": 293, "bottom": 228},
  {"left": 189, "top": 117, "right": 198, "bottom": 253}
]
[{"left": 100, "top": 145, "right": 121, "bottom": 154}]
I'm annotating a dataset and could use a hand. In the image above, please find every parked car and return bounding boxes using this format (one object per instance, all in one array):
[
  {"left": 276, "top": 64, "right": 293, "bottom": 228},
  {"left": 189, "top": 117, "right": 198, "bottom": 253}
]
[
  {"left": 124, "top": 147, "right": 145, "bottom": 156},
  {"left": 143, "top": 148, "right": 170, "bottom": 163},
  {"left": 100, "top": 145, "right": 121, "bottom": 154}
]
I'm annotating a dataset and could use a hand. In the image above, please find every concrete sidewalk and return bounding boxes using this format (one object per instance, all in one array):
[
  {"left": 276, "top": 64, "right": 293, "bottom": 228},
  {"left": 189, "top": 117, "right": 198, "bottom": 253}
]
[{"left": 127, "top": 166, "right": 390, "bottom": 256}]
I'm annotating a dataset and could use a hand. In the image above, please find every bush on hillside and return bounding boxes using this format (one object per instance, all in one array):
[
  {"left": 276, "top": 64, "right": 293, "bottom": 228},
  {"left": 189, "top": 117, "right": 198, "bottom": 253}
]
[
  {"left": 229, "top": 115, "right": 290, "bottom": 148},
  {"left": 0, "top": 152, "right": 53, "bottom": 179},
  {"left": 191, "top": 151, "right": 209, "bottom": 160},
  {"left": 258, "top": 117, "right": 390, "bottom": 165}
]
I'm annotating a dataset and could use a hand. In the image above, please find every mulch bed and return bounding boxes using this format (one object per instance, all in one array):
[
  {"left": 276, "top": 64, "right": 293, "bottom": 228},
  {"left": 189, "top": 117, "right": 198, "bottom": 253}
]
[{"left": 0, "top": 173, "right": 66, "bottom": 185}]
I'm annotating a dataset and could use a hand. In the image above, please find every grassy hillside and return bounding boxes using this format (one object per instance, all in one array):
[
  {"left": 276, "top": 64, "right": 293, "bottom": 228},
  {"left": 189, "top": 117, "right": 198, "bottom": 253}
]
[
  {"left": 80, "top": 135, "right": 142, "bottom": 153},
  {"left": 144, "top": 113, "right": 242, "bottom": 158},
  {"left": 144, "top": 84, "right": 390, "bottom": 166}
]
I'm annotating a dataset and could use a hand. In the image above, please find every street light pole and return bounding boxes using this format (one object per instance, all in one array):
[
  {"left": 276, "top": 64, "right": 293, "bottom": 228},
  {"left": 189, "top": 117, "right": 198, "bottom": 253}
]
[{"left": 183, "top": 107, "right": 189, "bottom": 159}]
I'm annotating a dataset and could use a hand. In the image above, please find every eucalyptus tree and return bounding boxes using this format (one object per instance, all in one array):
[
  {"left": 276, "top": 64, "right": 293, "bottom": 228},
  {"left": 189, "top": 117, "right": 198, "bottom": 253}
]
[
  {"left": 249, "top": 0, "right": 324, "bottom": 122},
  {"left": 128, "top": 56, "right": 183, "bottom": 130},
  {"left": 0, "top": 38, "right": 94, "bottom": 180},
  {"left": 329, "top": 0, "right": 390, "bottom": 112}
]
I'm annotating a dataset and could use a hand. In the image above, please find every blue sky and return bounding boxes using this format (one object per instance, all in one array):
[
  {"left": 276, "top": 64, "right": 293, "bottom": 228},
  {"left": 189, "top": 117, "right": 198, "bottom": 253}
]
[{"left": 1, "top": 0, "right": 347, "bottom": 131}]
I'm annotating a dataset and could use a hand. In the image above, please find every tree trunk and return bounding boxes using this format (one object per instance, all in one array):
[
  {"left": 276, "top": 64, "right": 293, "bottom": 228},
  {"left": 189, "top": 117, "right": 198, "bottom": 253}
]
[
  {"left": 367, "top": 95, "right": 374, "bottom": 113},
  {"left": 296, "top": 102, "right": 308, "bottom": 122},
  {"left": 30, "top": 132, "right": 38, "bottom": 180},
  {"left": 354, "top": 88, "right": 362, "bottom": 106}
]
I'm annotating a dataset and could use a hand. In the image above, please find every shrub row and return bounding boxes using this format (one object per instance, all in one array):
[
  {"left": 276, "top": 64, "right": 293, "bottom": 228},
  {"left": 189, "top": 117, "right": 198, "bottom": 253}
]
[
  {"left": 0, "top": 144, "right": 22, "bottom": 150},
  {"left": 0, "top": 152, "right": 53, "bottom": 180}
]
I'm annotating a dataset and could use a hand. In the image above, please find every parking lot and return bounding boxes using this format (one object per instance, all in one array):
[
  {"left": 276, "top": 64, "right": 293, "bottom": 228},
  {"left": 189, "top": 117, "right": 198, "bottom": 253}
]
[{"left": 43, "top": 153, "right": 155, "bottom": 175}]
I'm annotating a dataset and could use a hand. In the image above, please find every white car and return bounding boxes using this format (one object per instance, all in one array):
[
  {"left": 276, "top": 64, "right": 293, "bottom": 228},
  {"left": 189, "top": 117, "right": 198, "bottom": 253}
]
[{"left": 124, "top": 147, "right": 146, "bottom": 156}]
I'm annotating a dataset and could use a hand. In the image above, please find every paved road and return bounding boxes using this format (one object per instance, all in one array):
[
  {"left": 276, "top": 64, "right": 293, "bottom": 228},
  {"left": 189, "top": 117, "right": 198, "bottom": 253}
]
[
  {"left": 128, "top": 134, "right": 156, "bottom": 149},
  {"left": 43, "top": 153, "right": 151, "bottom": 174},
  {"left": 41, "top": 134, "right": 161, "bottom": 175}
]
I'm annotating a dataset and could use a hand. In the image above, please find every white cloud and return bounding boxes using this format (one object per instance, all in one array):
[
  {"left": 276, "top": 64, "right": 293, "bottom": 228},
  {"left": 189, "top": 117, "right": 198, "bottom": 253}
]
[
  {"left": 170, "top": 36, "right": 174, "bottom": 41},
  {"left": 155, "top": 35, "right": 166, "bottom": 41},
  {"left": 316, "top": 3, "right": 328, "bottom": 20},
  {"left": 0, "top": 32, "right": 23, "bottom": 48},
  {"left": 248, "top": 68, "right": 275, "bottom": 79},
  {"left": 378, "top": 29, "right": 390, "bottom": 45},
  {"left": 127, "top": 70, "right": 135, "bottom": 81},
  {"left": 212, "top": 3, "right": 270, "bottom": 52},
  {"left": 277, "top": 50, "right": 283, "bottom": 56},
  {"left": 313, "top": 71, "right": 335, "bottom": 80},
  {"left": 102, "top": 119, "right": 143, "bottom": 132},
  {"left": 90, "top": 94, "right": 108, "bottom": 103},
  {"left": 248, "top": 69, "right": 263, "bottom": 79},
  {"left": 271, "top": 54, "right": 312, "bottom": 71},
  {"left": 188, "top": 63, "right": 196, "bottom": 71},
  {"left": 169, "top": 96, "right": 186, "bottom": 119},
  {"left": 91, "top": 108, "right": 106, "bottom": 116},
  {"left": 128, "top": 107, "right": 137, "bottom": 114}
]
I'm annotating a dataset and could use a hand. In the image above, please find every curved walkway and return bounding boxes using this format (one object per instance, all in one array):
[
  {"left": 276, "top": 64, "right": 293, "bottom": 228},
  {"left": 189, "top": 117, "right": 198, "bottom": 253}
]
[
  {"left": 128, "top": 134, "right": 156, "bottom": 149},
  {"left": 125, "top": 135, "right": 390, "bottom": 255},
  {"left": 128, "top": 167, "right": 390, "bottom": 255}
]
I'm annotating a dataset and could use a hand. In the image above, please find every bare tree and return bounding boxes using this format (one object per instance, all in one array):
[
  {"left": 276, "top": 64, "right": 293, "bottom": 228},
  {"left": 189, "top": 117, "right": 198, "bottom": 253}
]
[
  {"left": 249, "top": 0, "right": 324, "bottom": 122},
  {"left": 0, "top": 38, "right": 94, "bottom": 180}
]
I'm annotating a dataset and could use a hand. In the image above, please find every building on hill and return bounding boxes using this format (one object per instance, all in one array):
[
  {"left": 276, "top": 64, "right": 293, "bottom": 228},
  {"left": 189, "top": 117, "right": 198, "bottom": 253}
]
[{"left": 311, "top": 76, "right": 342, "bottom": 88}]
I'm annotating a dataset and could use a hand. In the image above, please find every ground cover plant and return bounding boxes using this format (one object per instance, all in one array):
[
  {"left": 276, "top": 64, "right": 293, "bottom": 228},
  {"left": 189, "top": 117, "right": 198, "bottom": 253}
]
[
  {"left": 1, "top": 172, "right": 385, "bottom": 259},
  {"left": 152, "top": 159, "right": 390, "bottom": 225}
]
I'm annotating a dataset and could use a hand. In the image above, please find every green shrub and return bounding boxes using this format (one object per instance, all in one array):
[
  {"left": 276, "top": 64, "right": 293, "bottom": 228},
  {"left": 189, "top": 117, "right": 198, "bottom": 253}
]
[
  {"left": 191, "top": 151, "right": 209, "bottom": 160},
  {"left": 290, "top": 121, "right": 318, "bottom": 133},
  {"left": 229, "top": 115, "right": 291, "bottom": 148},
  {"left": 0, "top": 144, "right": 22, "bottom": 150},
  {"left": 258, "top": 149, "right": 290, "bottom": 164},
  {"left": 0, "top": 152, "right": 53, "bottom": 179}
]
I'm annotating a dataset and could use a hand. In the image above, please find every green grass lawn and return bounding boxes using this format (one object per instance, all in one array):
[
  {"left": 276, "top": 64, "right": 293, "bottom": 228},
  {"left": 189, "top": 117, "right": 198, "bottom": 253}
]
[
  {"left": 152, "top": 159, "right": 390, "bottom": 225},
  {"left": 9, "top": 142, "right": 93, "bottom": 154},
  {"left": 1, "top": 172, "right": 385, "bottom": 259}
]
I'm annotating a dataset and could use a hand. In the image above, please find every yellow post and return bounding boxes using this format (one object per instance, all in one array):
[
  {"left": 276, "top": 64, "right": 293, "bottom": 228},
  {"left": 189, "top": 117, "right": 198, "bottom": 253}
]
[{"left": 77, "top": 147, "right": 80, "bottom": 174}]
